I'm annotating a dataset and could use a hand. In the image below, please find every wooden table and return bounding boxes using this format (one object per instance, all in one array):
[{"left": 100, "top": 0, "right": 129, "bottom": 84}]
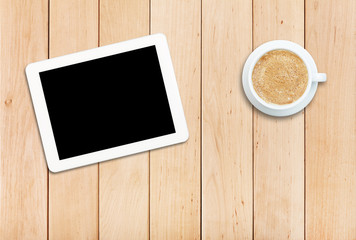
[{"left": 1, "top": 0, "right": 355, "bottom": 239}]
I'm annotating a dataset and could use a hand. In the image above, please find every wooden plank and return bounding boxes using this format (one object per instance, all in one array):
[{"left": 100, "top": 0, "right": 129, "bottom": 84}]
[
  {"left": 0, "top": 0, "right": 48, "bottom": 239},
  {"left": 202, "top": 0, "right": 253, "bottom": 239},
  {"left": 150, "top": 0, "right": 201, "bottom": 238},
  {"left": 99, "top": 0, "right": 149, "bottom": 239},
  {"left": 253, "top": 0, "right": 304, "bottom": 239},
  {"left": 305, "top": 0, "right": 356, "bottom": 238},
  {"left": 48, "top": 0, "right": 98, "bottom": 239}
]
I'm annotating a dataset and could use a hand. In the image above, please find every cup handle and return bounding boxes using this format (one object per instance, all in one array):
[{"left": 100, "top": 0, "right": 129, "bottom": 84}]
[{"left": 313, "top": 73, "right": 327, "bottom": 82}]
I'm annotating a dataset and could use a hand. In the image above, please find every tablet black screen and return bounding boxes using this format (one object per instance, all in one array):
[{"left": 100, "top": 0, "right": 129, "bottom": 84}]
[{"left": 40, "top": 46, "right": 176, "bottom": 160}]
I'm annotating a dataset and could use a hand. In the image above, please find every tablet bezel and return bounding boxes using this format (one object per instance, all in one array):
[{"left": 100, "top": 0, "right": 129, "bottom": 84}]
[{"left": 26, "top": 33, "right": 188, "bottom": 172}]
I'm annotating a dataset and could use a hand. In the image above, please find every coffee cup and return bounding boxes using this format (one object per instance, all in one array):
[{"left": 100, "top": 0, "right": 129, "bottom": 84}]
[{"left": 242, "top": 40, "right": 326, "bottom": 116}]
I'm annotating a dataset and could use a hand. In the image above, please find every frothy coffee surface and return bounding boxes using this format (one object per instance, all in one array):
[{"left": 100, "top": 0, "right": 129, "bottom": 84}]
[{"left": 252, "top": 50, "right": 308, "bottom": 105}]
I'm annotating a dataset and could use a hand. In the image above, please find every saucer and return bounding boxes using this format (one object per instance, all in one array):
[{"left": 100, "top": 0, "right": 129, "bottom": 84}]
[{"left": 242, "top": 41, "right": 319, "bottom": 117}]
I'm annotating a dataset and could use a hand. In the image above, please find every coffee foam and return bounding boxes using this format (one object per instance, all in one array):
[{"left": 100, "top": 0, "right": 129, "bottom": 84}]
[{"left": 252, "top": 50, "right": 308, "bottom": 105}]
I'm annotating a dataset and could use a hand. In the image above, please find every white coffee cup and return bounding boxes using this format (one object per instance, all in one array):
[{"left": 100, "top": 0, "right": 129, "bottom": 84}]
[{"left": 242, "top": 40, "right": 326, "bottom": 117}]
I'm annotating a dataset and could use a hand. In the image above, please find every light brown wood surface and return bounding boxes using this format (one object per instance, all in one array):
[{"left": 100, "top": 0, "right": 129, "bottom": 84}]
[
  {"left": 99, "top": 0, "right": 149, "bottom": 239},
  {"left": 253, "top": 0, "right": 305, "bottom": 239},
  {"left": 0, "top": 0, "right": 48, "bottom": 239},
  {"left": 1, "top": 0, "right": 355, "bottom": 239},
  {"left": 305, "top": 0, "right": 356, "bottom": 239},
  {"left": 202, "top": 0, "right": 252, "bottom": 239}
]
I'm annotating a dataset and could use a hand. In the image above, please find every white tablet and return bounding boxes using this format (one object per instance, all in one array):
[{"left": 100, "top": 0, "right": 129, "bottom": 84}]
[{"left": 26, "top": 33, "right": 188, "bottom": 172}]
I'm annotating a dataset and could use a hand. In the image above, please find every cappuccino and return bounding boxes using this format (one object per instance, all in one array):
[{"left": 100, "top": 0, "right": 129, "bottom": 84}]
[{"left": 252, "top": 50, "right": 308, "bottom": 105}]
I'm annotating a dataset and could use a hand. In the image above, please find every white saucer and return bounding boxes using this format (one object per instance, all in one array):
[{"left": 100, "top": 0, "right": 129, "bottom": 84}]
[{"left": 242, "top": 41, "right": 319, "bottom": 117}]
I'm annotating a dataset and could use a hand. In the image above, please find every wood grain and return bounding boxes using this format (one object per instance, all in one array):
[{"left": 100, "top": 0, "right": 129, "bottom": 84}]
[
  {"left": 48, "top": 0, "right": 98, "bottom": 239},
  {"left": 150, "top": 0, "right": 201, "bottom": 239},
  {"left": 2, "top": 0, "right": 356, "bottom": 238},
  {"left": 0, "top": 0, "right": 48, "bottom": 239},
  {"left": 253, "top": 0, "right": 304, "bottom": 239},
  {"left": 99, "top": 0, "right": 149, "bottom": 239},
  {"left": 306, "top": 0, "right": 356, "bottom": 238},
  {"left": 202, "top": 0, "right": 253, "bottom": 239}
]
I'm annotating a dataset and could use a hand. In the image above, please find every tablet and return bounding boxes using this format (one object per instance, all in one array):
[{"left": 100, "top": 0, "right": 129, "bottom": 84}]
[{"left": 26, "top": 34, "right": 188, "bottom": 172}]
